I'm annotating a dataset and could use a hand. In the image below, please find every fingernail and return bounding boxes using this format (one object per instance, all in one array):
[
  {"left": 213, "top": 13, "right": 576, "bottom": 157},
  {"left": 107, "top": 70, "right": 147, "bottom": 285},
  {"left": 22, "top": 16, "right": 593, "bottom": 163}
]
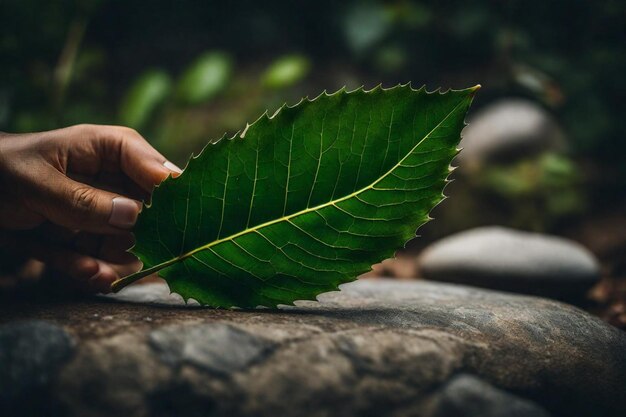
[
  {"left": 109, "top": 197, "right": 139, "bottom": 228},
  {"left": 164, "top": 160, "right": 183, "bottom": 177}
]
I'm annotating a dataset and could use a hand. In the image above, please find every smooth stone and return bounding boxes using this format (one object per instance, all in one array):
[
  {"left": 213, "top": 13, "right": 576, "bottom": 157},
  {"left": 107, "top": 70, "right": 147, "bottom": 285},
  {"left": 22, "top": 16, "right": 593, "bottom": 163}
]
[
  {"left": 430, "top": 374, "right": 552, "bottom": 417},
  {"left": 1, "top": 280, "right": 624, "bottom": 417},
  {"left": 0, "top": 320, "right": 75, "bottom": 415},
  {"left": 418, "top": 226, "right": 600, "bottom": 300},
  {"left": 149, "top": 323, "right": 274, "bottom": 374},
  {"left": 459, "top": 99, "right": 565, "bottom": 165},
  {"left": 104, "top": 281, "right": 200, "bottom": 307}
]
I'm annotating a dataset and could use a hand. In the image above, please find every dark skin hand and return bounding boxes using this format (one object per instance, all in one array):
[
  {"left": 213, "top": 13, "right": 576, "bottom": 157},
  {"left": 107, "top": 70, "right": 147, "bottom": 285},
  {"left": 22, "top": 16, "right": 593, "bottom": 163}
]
[{"left": 0, "top": 124, "right": 182, "bottom": 293}]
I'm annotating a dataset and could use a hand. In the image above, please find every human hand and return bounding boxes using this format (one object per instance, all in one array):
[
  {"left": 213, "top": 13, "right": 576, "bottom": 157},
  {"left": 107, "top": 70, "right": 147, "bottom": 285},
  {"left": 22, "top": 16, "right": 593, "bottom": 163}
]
[{"left": 0, "top": 124, "right": 182, "bottom": 293}]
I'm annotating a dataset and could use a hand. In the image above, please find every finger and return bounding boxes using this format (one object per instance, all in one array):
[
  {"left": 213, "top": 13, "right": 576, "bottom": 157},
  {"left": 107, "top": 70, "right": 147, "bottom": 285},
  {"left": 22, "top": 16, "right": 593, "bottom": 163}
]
[
  {"left": 99, "top": 234, "right": 139, "bottom": 267},
  {"left": 13, "top": 228, "right": 141, "bottom": 292},
  {"left": 1, "top": 233, "right": 117, "bottom": 293},
  {"left": 18, "top": 225, "right": 140, "bottom": 273},
  {"left": 29, "top": 222, "right": 78, "bottom": 244},
  {"left": 62, "top": 124, "right": 183, "bottom": 192},
  {"left": 69, "top": 171, "right": 150, "bottom": 202},
  {"left": 74, "top": 233, "right": 141, "bottom": 279},
  {"left": 0, "top": 201, "right": 45, "bottom": 230},
  {"left": 31, "top": 169, "right": 141, "bottom": 233},
  {"left": 73, "top": 232, "right": 138, "bottom": 265},
  {"left": 100, "top": 258, "right": 141, "bottom": 281}
]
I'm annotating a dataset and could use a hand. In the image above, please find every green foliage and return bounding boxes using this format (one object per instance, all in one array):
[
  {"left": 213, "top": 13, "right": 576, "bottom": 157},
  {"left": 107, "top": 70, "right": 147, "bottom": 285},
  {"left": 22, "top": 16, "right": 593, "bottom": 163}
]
[
  {"left": 479, "top": 152, "right": 585, "bottom": 230},
  {"left": 119, "top": 70, "right": 171, "bottom": 129},
  {"left": 483, "top": 153, "right": 579, "bottom": 200},
  {"left": 4, "top": 0, "right": 621, "bottom": 237},
  {"left": 175, "top": 52, "right": 232, "bottom": 104},
  {"left": 112, "top": 85, "right": 477, "bottom": 307},
  {"left": 262, "top": 55, "right": 310, "bottom": 89}
]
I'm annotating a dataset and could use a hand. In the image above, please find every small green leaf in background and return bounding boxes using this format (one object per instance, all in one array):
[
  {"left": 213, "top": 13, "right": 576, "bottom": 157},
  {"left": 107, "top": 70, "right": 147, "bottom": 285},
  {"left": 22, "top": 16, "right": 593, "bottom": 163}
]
[
  {"left": 176, "top": 52, "right": 232, "bottom": 104},
  {"left": 261, "top": 55, "right": 310, "bottom": 89},
  {"left": 113, "top": 84, "right": 478, "bottom": 308},
  {"left": 119, "top": 69, "right": 171, "bottom": 129}
]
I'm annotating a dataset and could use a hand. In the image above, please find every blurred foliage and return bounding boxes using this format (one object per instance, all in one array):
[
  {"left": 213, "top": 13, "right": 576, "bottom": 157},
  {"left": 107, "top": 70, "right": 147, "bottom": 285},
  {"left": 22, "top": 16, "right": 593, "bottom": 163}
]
[
  {"left": 119, "top": 70, "right": 171, "bottom": 129},
  {"left": 1, "top": 0, "right": 624, "bottom": 234},
  {"left": 175, "top": 52, "right": 232, "bottom": 105},
  {"left": 262, "top": 55, "right": 310, "bottom": 89},
  {"left": 479, "top": 153, "right": 586, "bottom": 230}
]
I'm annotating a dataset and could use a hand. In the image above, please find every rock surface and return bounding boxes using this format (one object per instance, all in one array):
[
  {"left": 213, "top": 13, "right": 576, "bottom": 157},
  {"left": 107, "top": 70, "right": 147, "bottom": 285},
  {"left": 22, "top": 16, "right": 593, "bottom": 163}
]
[
  {"left": 418, "top": 227, "right": 600, "bottom": 301},
  {"left": 459, "top": 99, "right": 565, "bottom": 166},
  {"left": 149, "top": 323, "right": 275, "bottom": 375},
  {"left": 0, "top": 321, "right": 75, "bottom": 415},
  {"left": 1, "top": 279, "right": 624, "bottom": 417},
  {"left": 430, "top": 374, "right": 552, "bottom": 417}
]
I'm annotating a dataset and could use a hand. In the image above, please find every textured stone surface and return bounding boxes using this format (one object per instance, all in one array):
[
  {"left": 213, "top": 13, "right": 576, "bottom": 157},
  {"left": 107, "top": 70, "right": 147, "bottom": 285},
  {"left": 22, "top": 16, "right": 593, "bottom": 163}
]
[
  {"left": 149, "top": 323, "right": 274, "bottom": 374},
  {"left": 1, "top": 279, "right": 624, "bottom": 417},
  {"left": 0, "top": 320, "right": 75, "bottom": 415},
  {"left": 418, "top": 227, "right": 600, "bottom": 300},
  {"left": 429, "top": 374, "right": 552, "bottom": 417},
  {"left": 458, "top": 99, "right": 565, "bottom": 165}
]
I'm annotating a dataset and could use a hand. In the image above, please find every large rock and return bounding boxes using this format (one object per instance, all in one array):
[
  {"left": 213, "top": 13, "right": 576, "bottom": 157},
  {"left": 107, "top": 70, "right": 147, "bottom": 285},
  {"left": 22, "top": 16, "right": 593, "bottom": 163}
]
[
  {"left": 418, "top": 227, "right": 600, "bottom": 301},
  {"left": 0, "top": 320, "right": 75, "bottom": 415},
  {"left": 459, "top": 99, "right": 565, "bottom": 166},
  {"left": 0, "top": 279, "right": 624, "bottom": 417}
]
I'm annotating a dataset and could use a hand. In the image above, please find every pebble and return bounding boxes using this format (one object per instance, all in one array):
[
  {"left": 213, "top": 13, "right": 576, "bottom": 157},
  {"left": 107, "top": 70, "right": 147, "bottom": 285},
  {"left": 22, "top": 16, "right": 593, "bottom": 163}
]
[{"left": 418, "top": 226, "right": 600, "bottom": 301}]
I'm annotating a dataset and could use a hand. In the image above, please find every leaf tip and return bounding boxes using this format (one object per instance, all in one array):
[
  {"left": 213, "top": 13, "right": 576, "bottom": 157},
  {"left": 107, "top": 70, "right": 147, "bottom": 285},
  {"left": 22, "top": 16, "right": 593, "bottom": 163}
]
[{"left": 469, "top": 84, "right": 482, "bottom": 94}]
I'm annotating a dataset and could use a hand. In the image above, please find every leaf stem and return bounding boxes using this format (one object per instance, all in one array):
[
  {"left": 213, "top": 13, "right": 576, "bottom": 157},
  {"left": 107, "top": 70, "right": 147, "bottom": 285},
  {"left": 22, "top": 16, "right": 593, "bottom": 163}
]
[{"left": 110, "top": 257, "right": 181, "bottom": 292}]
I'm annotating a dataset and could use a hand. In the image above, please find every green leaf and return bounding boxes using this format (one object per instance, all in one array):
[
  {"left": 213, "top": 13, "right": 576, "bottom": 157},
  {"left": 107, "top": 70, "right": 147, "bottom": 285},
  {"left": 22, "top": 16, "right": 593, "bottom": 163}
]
[
  {"left": 176, "top": 52, "right": 232, "bottom": 104},
  {"left": 112, "top": 85, "right": 479, "bottom": 307},
  {"left": 119, "top": 70, "right": 171, "bottom": 129}
]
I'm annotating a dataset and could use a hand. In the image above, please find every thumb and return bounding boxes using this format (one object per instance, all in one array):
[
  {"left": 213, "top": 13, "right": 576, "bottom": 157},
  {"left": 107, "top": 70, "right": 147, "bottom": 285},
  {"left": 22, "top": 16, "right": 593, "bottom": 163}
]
[{"left": 31, "top": 170, "right": 141, "bottom": 233}]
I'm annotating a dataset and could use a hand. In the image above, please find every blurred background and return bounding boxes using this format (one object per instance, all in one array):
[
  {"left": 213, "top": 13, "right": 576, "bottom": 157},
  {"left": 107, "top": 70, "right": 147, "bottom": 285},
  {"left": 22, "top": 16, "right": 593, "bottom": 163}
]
[{"left": 1, "top": 0, "right": 625, "bottom": 325}]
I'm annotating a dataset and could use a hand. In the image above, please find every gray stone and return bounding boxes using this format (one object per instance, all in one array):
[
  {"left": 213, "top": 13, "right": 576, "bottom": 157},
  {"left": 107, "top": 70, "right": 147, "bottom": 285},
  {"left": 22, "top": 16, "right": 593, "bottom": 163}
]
[
  {"left": 418, "top": 227, "right": 600, "bottom": 300},
  {"left": 1, "top": 280, "right": 625, "bottom": 417},
  {"left": 459, "top": 99, "right": 565, "bottom": 166},
  {"left": 0, "top": 320, "right": 75, "bottom": 415},
  {"left": 429, "top": 374, "right": 552, "bottom": 417},
  {"left": 149, "top": 323, "right": 274, "bottom": 374},
  {"left": 104, "top": 281, "right": 199, "bottom": 307}
]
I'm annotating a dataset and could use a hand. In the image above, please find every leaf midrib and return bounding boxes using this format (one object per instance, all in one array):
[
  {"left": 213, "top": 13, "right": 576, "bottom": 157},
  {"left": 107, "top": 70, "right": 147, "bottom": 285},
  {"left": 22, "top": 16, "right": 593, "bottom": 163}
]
[{"left": 111, "top": 97, "right": 467, "bottom": 291}]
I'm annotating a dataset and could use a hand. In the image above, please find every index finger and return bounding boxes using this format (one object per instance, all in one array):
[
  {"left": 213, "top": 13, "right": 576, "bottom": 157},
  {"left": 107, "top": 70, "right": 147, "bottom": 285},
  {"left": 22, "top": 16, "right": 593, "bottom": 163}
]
[{"left": 61, "top": 124, "right": 183, "bottom": 192}]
